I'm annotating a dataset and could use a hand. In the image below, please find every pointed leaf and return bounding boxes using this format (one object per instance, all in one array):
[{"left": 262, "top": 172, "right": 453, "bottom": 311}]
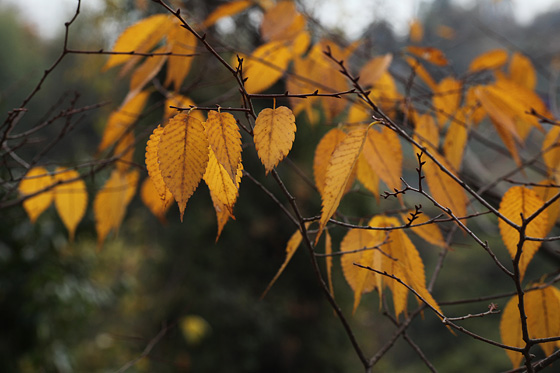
[
  {"left": 203, "top": 0, "right": 252, "bottom": 27},
  {"left": 443, "top": 107, "right": 470, "bottom": 170},
  {"left": 165, "top": 23, "right": 197, "bottom": 90},
  {"left": 254, "top": 106, "right": 296, "bottom": 174},
  {"left": 242, "top": 41, "right": 292, "bottom": 93},
  {"left": 54, "top": 168, "right": 88, "bottom": 241},
  {"left": 141, "top": 177, "right": 173, "bottom": 223},
  {"left": 499, "top": 186, "right": 548, "bottom": 279},
  {"left": 362, "top": 125, "right": 402, "bottom": 191},
  {"left": 164, "top": 94, "right": 205, "bottom": 123},
  {"left": 129, "top": 46, "right": 168, "bottom": 94},
  {"left": 314, "top": 128, "right": 347, "bottom": 196},
  {"left": 469, "top": 49, "right": 508, "bottom": 72},
  {"left": 405, "top": 57, "right": 437, "bottom": 91},
  {"left": 406, "top": 46, "right": 448, "bottom": 66},
  {"left": 158, "top": 113, "right": 209, "bottom": 221},
  {"left": 525, "top": 286, "right": 560, "bottom": 356},
  {"left": 500, "top": 296, "right": 525, "bottom": 368},
  {"left": 542, "top": 126, "right": 560, "bottom": 181},
  {"left": 114, "top": 131, "right": 135, "bottom": 172},
  {"left": 19, "top": 167, "right": 54, "bottom": 223},
  {"left": 203, "top": 148, "right": 239, "bottom": 213},
  {"left": 205, "top": 110, "right": 242, "bottom": 182},
  {"left": 260, "top": 1, "right": 305, "bottom": 42},
  {"left": 359, "top": 54, "right": 393, "bottom": 87},
  {"left": 433, "top": 77, "right": 462, "bottom": 128},
  {"left": 356, "top": 153, "right": 379, "bottom": 200},
  {"left": 145, "top": 125, "right": 169, "bottom": 200},
  {"left": 532, "top": 180, "right": 560, "bottom": 235},
  {"left": 317, "top": 125, "right": 369, "bottom": 243},
  {"left": 509, "top": 52, "right": 536, "bottom": 91}
]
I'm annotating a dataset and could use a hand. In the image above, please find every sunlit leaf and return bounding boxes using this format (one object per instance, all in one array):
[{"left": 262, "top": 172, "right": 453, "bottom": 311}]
[
  {"left": 362, "top": 125, "right": 402, "bottom": 191},
  {"left": 260, "top": 1, "right": 305, "bottom": 42},
  {"left": 433, "top": 77, "right": 462, "bottom": 128},
  {"left": 205, "top": 110, "right": 242, "bottom": 182},
  {"left": 158, "top": 113, "right": 209, "bottom": 221},
  {"left": 165, "top": 22, "right": 197, "bottom": 90},
  {"left": 141, "top": 176, "right": 173, "bottom": 223},
  {"left": 242, "top": 40, "right": 292, "bottom": 93},
  {"left": 406, "top": 46, "right": 448, "bottom": 66},
  {"left": 53, "top": 167, "right": 87, "bottom": 241},
  {"left": 203, "top": 0, "right": 252, "bottom": 27},
  {"left": 359, "top": 54, "right": 393, "bottom": 87},
  {"left": 468, "top": 49, "right": 508, "bottom": 72},
  {"left": 314, "top": 128, "right": 347, "bottom": 196},
  {"left": 400, "top": 211, "right": 446, "bottom": 248},
  {"left": 405, "top": 57, "right": 437, "bottom": 91},
  {"left": 356, "top": 153, "right": 379, "bottom": 200},
  {"left": 114, "top": 131, "right": 135, "bottom": 173},
  {"left": 542, "top": 126, "right": 560, "bottom": 181},
  {"left": 498, "top": 186, "right": 548, "bottom": 279},
  {"left": 443, "top": 107, "right": 470, "bottom": 170},
  {"left": 253, "top": 106, "right": 296, "bottom": 174},
  {"left": 19, "top": 167, "right": 54, "bottom": 223},
  {"left": 129, "top": 46, "right": 168, "bottom": 96},
  {"left": 509, "top": 52, "right": 536, "bottom": 91},
  {"left": 500, "top": 296, "right": 525, "bottom": 368},
  {"left": 145, "top": 125, "right": 169, "bottom": 201},
  {"left": 532, "top": 180, "right": 560, "bottom": 235},
  {"left": 164, "top": 94, "right": 205, "bottom": 123},
  {"left": 525, "top": 286, "right": 560, "bottom": 356},
  {"left": 203, "top": 147, "right": 239, "bottom": 214},
  {"left": 414, "top": 113, "right": 439, "bottom": 150}
]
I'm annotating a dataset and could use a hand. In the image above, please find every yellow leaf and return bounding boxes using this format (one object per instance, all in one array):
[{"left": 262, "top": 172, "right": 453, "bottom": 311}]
[
  {"left": 203, "top": 148, "right": 239, "bottom": 214},
  {"left": 500, "top": 296, "right": 525, "bottom": 368},
  {"left": 414, "top": 113, "right": 439, "bottom": 150},
  {"left": 359, "top": 54, "right": 393, "bottom": 87},
  {"left": 314, "top": 128, "right": 347, "bottom": 196},
  {"left": 261, "top": 223, "right": 308, "bottom": 298},
  {"left": 406, "top": 46, "right": 448, "bottom": 66},
  {"left": 464, "top": 87, "right": 486, "bottom": 125},
  {"left": 290, "top": 31, "right": 311, "bottom": 57},
  {"left": 158, "top": 113, "right": 209, "bottom": 221},
  {"left": 104, "top": 14, "right": 170, "bottom": 71},
  {"left": 356, "top": 153, "right": 379, "bottom": 200},
  {"left": 509, "top": 52, "right": 536, "bottom": 91},
  {"left": 260, "top": 1, "right": 305, "bottom": 42},
  {"left": 400, "top": 211, "right": 446, "bottom": 248},
  {"left": 98, "top": 91, "right": 150, "bottom": 153},
  {"left": 145, "top": 125, "right": 169, "bottom": 200},
  {"left": 205, "top": 110, "right": 242, "bottom": 182},
  {"left": 409, "top": 18, "right": 423, "bottom": 43},
  {"left": 203, "top": 0, "right": 252, "bottom": 28},
  {"left": 340, "top": 228, "right": 382, "bottom": 313},
  {"left": 141, "top": 177, "right": 173, "bottom": 223},
  {"left": 165, "top": 23, "right": 197, "bottom": 90},
  {"left": 468, "top": 49, "right": 508, "bottom": 72},
  {"left": 347, "top": 102, "right": 371, "bottom": 124},
  {"left": 254, "top": 106, "right": 296, "bottom": 174},
  {"left": 443, "top": 107, "right": 470, "bottom": 170},
  {"left": 285, "top": 56, "right": 321, "bottom": 124},
  {"left": 325, "top": 231, "right": 334, "bottom": 297},
  {"left": 543, "top": 126, "right": 560, "bottom": 181},
  {"left": 362, "top": 125, "right": 402, "bottom": 191},
  {"left": 53, "top": 168, "right": 88, "bottom": 241},
  {"left": 209, "top": 187, "right": 233, "bottom": 242},
  {"left": 164, "top": 94, "right": 205, "bottom": 123},
  {"left": 498, "top": 186, "right": 548, "bottom": 279},
  {"left": 367, "top": 71, "right": 401, "bottom": 116},
  {"left": 129, "top": 46, "right": 168, "bottom": 95},
  {"left": 532, "top": 180, "right": 560, "bottom": 235},
  {"left": 19, "top": 167, "right": 54, "bottom": 223},
  {"left": 94, "top": 169, "right": 138, "bottom": 246},
  {"left": 114, "top": 131, "right": 135, "bottom": 173},
  {"left": 525, "top": 286, "right": 560, "bottom": 356},
  {"left": 405, "top": 57, "right": 437, "bottom": 91},
  {"left": 317, "top": 125, "right": 369, "bottom": 243},
  {"left": 433, "top": 77, "right": 462, "bottom": 128},
  {"left": 242, "top": 40, "right": 292, "bottom": 93}
]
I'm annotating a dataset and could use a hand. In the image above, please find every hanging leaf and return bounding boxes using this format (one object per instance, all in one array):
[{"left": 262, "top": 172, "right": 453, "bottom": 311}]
[
  {"left": 405, "top": 57, "right": 437, "bottom": 91},
  {"left": 525, "top": 286, "right": 560, "bottom": 356},
  {"left": 359, "top": 54, "right": 393, "bottom": 87},
  {"left": 314, "top": 128, "right": 347, "bottom": 196},
  {"left": 203, "top": 0, "right": 252, "bottom": 27},
  {"left": 325, "top": 231, "right": 334, "bottom": 298},
  {"left": 542, "top": 126, "right": 560, "bottom": 181},
  {"left": 400, "top": 211, "right": 446, "bottom": 248},
  {"left": 356, "top": 153, "right": 379, "bottom": 200},
  {"left": 205, "top": 110, "right": 242, "bottom": 182},
  {"left": 433, "top": 77, "right": 462, "bottom": 128},
  {"left": 317, "top": 125, "right": 369, "bottom": 243},
  {"left": 158, "top": 113, "right": 209, "bottom": 221},
  {"left": 19, "top": 167, "right": 54, "bottom": 223},
  {"left": 260, "top": 1, "right": 305, "bottom": 42},
  {"left": 114, "top": 131, "right": 135, "bottom": 173},
  {"left": 253, "top": 106, "right": 296, "bottom": 174},
  {"left": 509, "top": 52, "right": 536, "bottom": 91},
  {"left": 141, "top": 177, "right": 173, "bottom": 223},
  {"left": 498, "top": 186, "right": 548, "bottom": 279},
  {"left": 164, "top": 94, "right": 206, "bottom": 123},
  {"left": 468, "top": 49, "right": 508, "bottom": 72},
  {"left": 53, "top": 168, "right": 88, "bottom": 241},
  {"left": 443, "top": 107, "right": 470, "bottom": 170},
  {"left": 98, "top": 91, "right": 150, "bottom": 153},
  {"left": 242, "top": 40, "right": 292, "bottom": 93},
  {"left": 500, "top": 296, "right": 525, "bottom": 368},
  {"left": 104, "top": 14, "right": 171, "bottom": 71},
  {"left": 409, "top": 18, "right": 423, "bottom": 42},
  {"left": 203, "top": 148, "right": 239, "bottom": 214},
  {"left": 286, "top": 56, "right": 321, "bottom": 124},
  {"left": 129, "top": 46, "right": 168, "bottom": 96},
  {"left": 414, "top": 113, "right": 439, "bottom": 150},
  {"left": 532, "top": 180, "right": 560, "bottom": 235},
  {"left": 165, "top": 22, "right": 197, "bottom": 90},
  {"left": 145, "top": 125, "right": 169, "bottom": 200},
  {"left": 361, "top": 125, "right": 402, "bottom": 191},
  {"left": 406, "top": 46, "right": 448, "bottom": 66}
]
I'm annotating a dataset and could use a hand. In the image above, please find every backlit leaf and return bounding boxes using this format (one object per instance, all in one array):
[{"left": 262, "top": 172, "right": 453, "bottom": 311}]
[
  {"left": 314, "top": 128, "right": 347, "bottom": 196},
  {"left": 253, "top": 106, "right": 296, "bottom": 174},
  {"left": 468, "top": 49, "right": 507, "bottom": 72},
  {"left": 443, "top": 107, "right": 470, "bottom": 170},
  {"left": 145, "top": 125, "right": 169, "bottom": 200},
  {"left": 203, "top": 148, "right": 239, "bottom": 213},
  {"left": 406, "top": 46, "right": 448, "bottom": 66},
  {"left": 405, "top": 57, "right": 437, "bottom": 91},
  {"left": 205, "top": 110, "right": 242, "bottom": 182},
  {"left": 260, "top": 1, "right": 305, "bottom": 42},
  {"left": 158, "top": 113, "right": 209, "bottom": 221},
  {"left": 500, "top": 296, "right": 525, "bottom": 368},
  {"left": 400, "top": 211, "right": 446, "bottom": 248},
  {"left": 433, "top": 77, "right": 462, "bottom": 128},
  {"left": 498, "top": 186, "right": 548, "bottom": 279},
  {"left": 209, "top": 161, "right": 242, "bottom": 241},
  {"left": 104, "top": 14, "right": 170, "bottom": 71},
  {"left": 317, "top": 125, "right": 369, "bottom": 243},
  {"left": 242, "top": 40, "right": 292, "bottom": 93},
  {"left": 532, "top": 180, "right": 560, "bottom": 235},
  {"left": 165, "top": 23, "right": 197, "bottom": 90},
  {"left": 164, "top": 94, "right": 205, "bottom": 123},
  {"left": 19, "top": 167, "right": 54, "bottom": 223},
  {"left": 54, "top": 167, "right": 88, "bottom": 241},
  {"left": 129, "top": 46, "right": 168, "bottom": 96},
  {"left": 356, "top": 154, "right": 379, "bottom": 200},
  {"left": 509, "top": 52, "right": 536, "bottom": 91},
  {"left": 542, "top": 126, "right": 560, "bottom": 181},
  {"left": 325, "top": 231, "right": 334, "bottom": 297},
  {"left": 367, "top": 72, "right": 401, "bottom": 116},
  {"left": 525, "top": 286, "right": 560, "bottom": 356},
  {"left": 140, "top": 176, "right": 173, "bottom": 223},
  {"left": 414, "top": 113, "right": 439, "bottom": 150},
  {"left": 114, "top": 131, "right": 135, "bottom": 173},
  {"left": 359, "top": 54, "right": 393, "bottom": 87},
  {"left": 203, "top": 0, "right": 252, "bottom": 27},
  {"left": 362, "top": 125, "right": 402, "bottom": 191}
]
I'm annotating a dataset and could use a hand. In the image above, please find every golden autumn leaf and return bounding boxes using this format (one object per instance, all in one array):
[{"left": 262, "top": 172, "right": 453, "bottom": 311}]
[
  {"left": 409, "top": 18, "right": 423, "bottom": 43},
  {"left": 205, "top": 110, "right": 242, "bottom": 182},
  {"left": 104, "top": 14, "right": 170, "bottom": 71},
  {"left": 98, "top": 91, "right": 150, "bottom": 153},
  {"left": 433, "top": 77, "right": 462, "bottom": 128},
  {"left": 542, "top": 126, "right": 560, "bottom": 181},
  {"left": 203, "top": 148, "right": 239, "bottom": 214},
  {"left": 443, "top": 107, "right": 470, "bottom": 170},
  {"left": 317, "top": 125, "right": 370, "bottom": 243},
  {"left": 208, "top": 160, "right": 242, "bottom": 241},
  {"left": 114, "top": 131, "right": 135, "bottom": 173},
  {"left": 468, "top": 49, "right": 508, "bottom": 72},
  {"left": 359, "top": 54, "right": 393, "bottom": 87},
  {"left": 164, "top": 94, "right": 205, "bottom": 123},
  {"left": 414, "top": 113, "right": 439, "bottom": 150},
  {"left": 203, "top": 0, "right": 252, "bottom": 28},
  {"left": 53, "top": 167, "right": 87, "bottom": 241},
  {"left": 498, "top": 186, "right": 548, "bottom": 279},
  {"left": 145, "top": 125, "right": 169, "bottom": 200},
  {"left": 19, "top": 167, "right": 54, "bottom": 223},
  {"left": 253, "top": 106, "right": 296, "bottom": 174},
  {"left": 340, "top": 228, "right": 382, "bottom": 313},
  {"left": 367, "top": 71, "right": 401, "bottom": 115},
  {"left": 260, "top": 1, "right": 305, "bottom": 42},
  {"left": 140, "top": 176, "right": 173, "bottom": 223},
  {"left": 241, "top": 40, "right": 292, "bottom": 93},
  {"left": 532, "top": 180, "right": 560, "bottom": 235},
  {"left": 356, "top": 154, "right": 379, "bottom": 200},
  {"left": 347, "top": 102, "right": 371, "bottom": 124},
  {"left": 500, "top": 296, "right": 525, "bottom": 368},
  {"left": 509, "top": 52, "right": 536, "bottom": 91},
  {"left": 158, "top": 113, "right": 209, "bottom": 221},
  {"left": 129, "top": 46, "right": 168, "bottom": 95},
  {"left": 94, "top": 169, "right": 139, "bottom": 246},
  {"left": 362, "top": 125, "right": 402, "bottom": 192},
  {"left": 165, "top": 22, "right": 197, "bottom": 90},
  {"left": 400, "top": 211, "right": 446, "bottom": 248},
  {"left": 285, "top": 56, "right": 321, "bottom": 124},
  {"left": 325, "top": 231, "right": 334, "bottom": 298},
  {"left": 405, "top": 57, "right": 437, "bottom": 91},
  {"left": 314, "top": 128, "right": 347, "bottom": 196},
  {"left": 261, "top": 224, "right": 307, "bottom": 299},
  {"left": 406, "top": 46, "right": 448, "bottom": 66}
]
